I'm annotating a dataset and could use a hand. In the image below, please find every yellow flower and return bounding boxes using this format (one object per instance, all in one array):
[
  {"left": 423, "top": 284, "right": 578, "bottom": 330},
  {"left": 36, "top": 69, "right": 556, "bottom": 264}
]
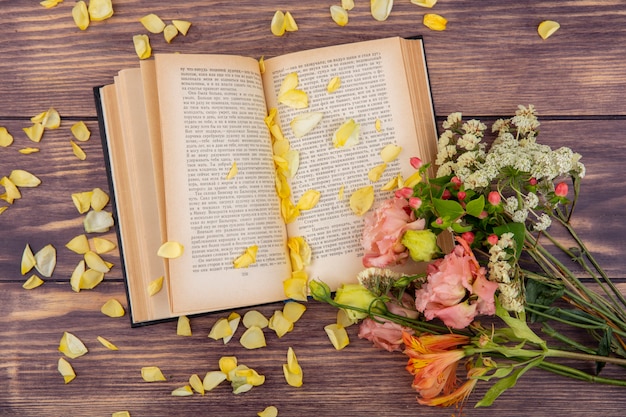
[
  {"left": 401, "top": 229, "right": 439, "bottom": 262},
  {"left": 333, "top": 283, "right": 383, "bottom": 321}
]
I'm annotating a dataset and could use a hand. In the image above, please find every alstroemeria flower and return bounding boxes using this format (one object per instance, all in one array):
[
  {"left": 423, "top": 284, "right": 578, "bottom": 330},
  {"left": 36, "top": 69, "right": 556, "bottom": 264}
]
[{"left": 362, "top": 197, "right": 425, "bottom": 268}]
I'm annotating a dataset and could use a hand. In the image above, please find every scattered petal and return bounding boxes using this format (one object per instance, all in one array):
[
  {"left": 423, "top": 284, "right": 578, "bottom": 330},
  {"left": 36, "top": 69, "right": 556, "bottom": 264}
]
[
  {"left": 41, "top": 108, "right": 61, "bottom": 129},
  {"left": 259, "top": 56, "right": 266, "bottom": 74},
  {"left": 403, "top": 170, "right": 422, "bottom": 188},
  {"left": 242, "top": 310, "right": 269, "bottom": 329},
  {"left": 9, "top": 170, "right": 41, "bottom": 187},
  {"left": 0, "top": 127, "right": 13, "bottom": 147},
  {"left": 324, "top": 323, "right": 350, "bottom": 350},
  {"left": 172, "top": 20, "right": 192, "bottom": 35},
  {"left": 283, "top": 301, "right": 306, "bottom": 323},
  {"left": 70, "top": 260, "right": 86, "bottom": 292},
  {"left": 337, "top": 308, "right": 356, "bottom": 327},
  {"left": 163, "top": 24, "right": 178, "bottom": 43},
  {"left": 59, "top": 331, "right": 88, "bottom": 359},
  {"left": 380, "top": 144, "right": 402, "bottom": 162},
  {"left": 133, "top": 34, "right": 152, "bottom": 60},
  {"left": 34, "top": 244, "right": 56, "bottom": 277},
  {"left": 278, "top": 73, "right": 299, "bottom": 97},
  {"left": 71, "top": 140, "right": 87, "bottom": 160},
  {"left": 157, "top": 241, "right": 184, "bottom": 258},
  {"left": 40, "top": 0, "right": 64, "bottom": 9},
  {"left": 226, "top": 161, "right": 238, "bottom": 179},
  {"left": 268, "top": 310, "right": 293, "bottom": 338},
  {"left": 97, "top": 336, "right": 119, "bottom": 350},
  {"left": 326, "top": 76, "right": 341, "bottom": 93},
  {"left": 112, "top": 412, "right": 130, "bottom": 417},
  {"left": 101, "top": 299, "right": 125, "bottom": 318},
  {"left": 283, "top": 270, "right": 308, "bottom": 301},
  {"left": 219, "top": 356, "right": 238, "bottom": 377},
  {"left": 66, "top": 234, "right": 90, "bottom": 254},
  {"left": 189, "top": 374, "right": 204, "bottom": 395},
  {"left": 283, "top": 149, "right": 300, "bottom": 178},
  {"left": 71, "top": 121, "right": 91, "bottom": 142},
  {"left": 148, "top": 276, "right": 164, "bottom": 296},
  {"left": 80, "top": 269, "right": 104, "bottom": 290},
  {"left": 280, "top": 197, "right": 300, "bottom": 224},
  {"left": 58, "top": 357, "right": 76, "bottom": 384},
  {"left": 203, "top": 370, "right": 227, "bottom": 391},
  {"left": 287, "top": 236, "right": 311, "bottom": 270},
  {"left": 271, "top": 10, "right": 286, "bottom": 36},
  {"left": 381, "top": 174, "right": 403, "bottom": 191},
  {"left": 84, "top": 210, "right": 114, "bottom": 233},
  {"left": 338, "top": 185, "right": 345, "bottom": 200},
  {"left": 296, "top": 189, "right": 321, "bottom": 210},
  {"left": 330, "top": 5, "right": 349, "bottom": 26},
  {"left": 72, "top": 1, "right": 90, "bottom": 30},
  {"left": 538, "top": 20, "right": 560, "bottom": 39},
  {"left": 224, "top": 312, "right": 241, "bottom": 344},
  {"left": 171, "top": 385, "right": 193, "bottom": 396},
  {"left": 332, "top": 119, "right": 360, "bottom": 148},
  {"left": 283, "top": 347, "right": 303, "bottom": 387},
  {"left": 371, "top": 0, "right": 393, "bottom": 22},
  {"left": 72, "top": 191, "right": 93, "bottom": 213},
  {"left": 140, "top": 13, "right": 166, "bottom": 33},
  {"left": 19, "top": 147, "right": 40, "bottom": 154},
  {"left": 278, "top": 89, "right": 309, "bottom": 109},
  {"left": 90, "top": 187, "right": 109, "bottom": 211},
  {"left": 349, "top": 186, "right": 375, "bottom": 216},
  {"left": 375, "top": 118, "right": 382, "bottom": 132},
  {"left": 21, "top": 244, "right": 36, "bottom": 275},
  {"left": 84, "top": 251, "right": 110, "bottom": 273},
  {"left": 88, "top": 0, "right": 114, "bottom": 21},
  {"left": 290, "top": 112, "right": 323, "bottom": 138},
  {"left": 233, "top": 245, "right": 258, "bottom": 268},
  {"left": 23, "top": 123, "right": 44, "bottom": 142},
  {"left": 411, "top": 0, "right": 437, "bottom": 7},
  {"left": 368, "top": 163, "right": 387, "bottom": 182},
  {"left": 258, "top": 406, "right": 279, "bottom": 417},
  {"left": 92, "top": 237, "right": 116, "bottom": 254},
  {"left": 141, "top": 366, "right": 166, "bottom": 382},
  {"left": 342, "top": 0, "right": 355, "bottom": 10},
  {"left": 284, "top": 12, "right": 298, "bottom": 32},
  {"left": 0, "top": 177, "right": 21, "bottom": 204},
  {"left": 22, "top": 274, "right": 44, "bottom": 290},
  {"left": 208, "top": 317, "right": 233, "bottom": 340},
  {"left": 177, "top": 315, "right": 192, "bottom": 336},
  {"left": 423, "top": 13, "right": 447, "bottom": 31},
  {"left": 240, "top": 326, "right": 267, "bottom": 349}
]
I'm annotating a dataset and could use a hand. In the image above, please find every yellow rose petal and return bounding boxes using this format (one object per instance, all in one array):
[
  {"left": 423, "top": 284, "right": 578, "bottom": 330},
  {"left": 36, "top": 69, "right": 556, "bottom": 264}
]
[
  {"left": 112, "top": 412, "right": 130, "bottom": 417},
  {"left": 273, "top": 138, "right": 290, "bottom": 157},
  {"left": 338, "top": 185, "right": 345, "bottom": 201},
  {"left": 371, "top": 0, "right": 393, "bottom": 22},
  {"left": 278, "top": 72, "right": 299, "bottom": 97},
  {"left": 19, "top": 147, "right": 39, "bottom": 154},
  {"left": 23, "top": 123, "right": 44, "bottom": 142},
  {"left": 140, "top": 13, "right": 166, "bottom": 33},
  {"left": 290, "top": 112, "right": 323, "bottom": 138},
  {"left": 21, "top": 244, "right": 36, "bottom": 275},
  {"left": 226, "top": 161, "right": 238, "bottom": 179},
  {"left": 80, "top": 269, "right": 104, "bottom": 290},
  {"left": 283, "top": 149, "right": 300, "bottom": 178},
  {"left": 70, "top": 260, "right": 85, "bottom": 292},
  {"left": 66, "top": 234, "right": 90, "bottom": 254},
  {"left": 40, "top": 0, "right": 63, "bottom": 9},
  {"left": 70, "top": 140, "right": 86, "bottom": 160},
  {"left": 42, "top": 107, "right": 61, "bottom": 129},
  {"left": 258, "top": 406, "right": 279, "bottom": 417},
  {"left": 375, "top": 118, "right": 382, "bottom": 132},
  {"left": 163, "top": 24, "right": 178, "bottom": 43},
  {"left": 189, "top": 374, "right": 204, "bottom": 395},
  {"left": 423, "top": 13, "right": 447, "bottom": 31},
  {"left": 349, "top": 185, "right": 375, "bottom": 216},
  {"left": 233, "top": 245, "right": 258, "bottom": 268},
  {"left": 287, "top": 236, "right": 311, "bottom": 270},
  {"left": 337, "top": 308, "right": 356, "bottom": 327},
  {"left": 92, "top": 237, "right": 116, "bottom": 254},
  {"left": 101, "top": 299, "right": 125, "bottom": 318},
  {"left": 84, "top": 210, "right": 114, "bottom": 233},
  {"left": 171, "top": 386, "right": 194, "bottom": 397},
  {"left": 224, "top": 312, "right": 241, "bottom": 344},
  {"left": 538, "top": 20, "right": 560, "bottom": 39},
  {"left": 203, "top": 370, "right": 228, "bottom": 391},
  {"left": 157, "top": 241, "right": 184, "bottom": 258},
  {"left": 148, "top": 276, "right": 164, "bottom": 296},
  {"left": 22, "top": 274, "right": 44, "bottom": 290},
  {"left": 0, "top": 177, "right": 21, "bottom": 204},
  {"left": 296, "top": 189, "right": 321, "bottom": 211},
  {"left": 58, "top": 357, "right": 76, "bottom": 384},
  {"left": 34, "top": 244, "right": 56, "bottom": 278},
  {"left": 0, "top": 127, "right": 13, "bottom": 147},
  {"left": 271, "top": 10, "right": 286, "bottom": 36},
  {"left": 59, "top": 331, "right": 88, "bottom": 359},
  {"left": 72, "top": 191, "right": 92, "bottom": 213},
  {"left": 133, "top": 34, "right": 152, "bottom": 60},
  {"left": 278, "top": 89, "right": 309, "bottom": 109},
  {"left": 240, "top": 326, "right": 267, "bottom": 349},
  {"left": 84, "top": 251, "right": 110, "bottom": 273},
  {"left": 285, "top": 12, "right": 298, "bottom": 32},
  {"left": 88, "top": 0, "right": 114, "bottom": 21},
  {"left": 97, "top": 336, "right": 119, "bottom": 350},
  {"left": 326, "top": 76, "right": 341, "bottom": 93},
  {"left": 330, "top": 5, "right": 349, "bottom": 26},
  {"left": 332, "top": 119, "right": 360, "bottom": 148},
  {"left": 283, "top": 347, "right": 303, "bottom": 387},
  {"left": 141, "top": 366, "right": 166, "bottom": 382},
  {"left": 242, "top": 310, "right": 269, "bottom": 329},
  {"left": 324, "top": 323, "right": 350, "bottom": 350},
  {"left": 380, "top": 144, "right": 403, "bottom": 162},
  {"left": 9, "top": 170, "right": 41, "bottom": 187},
  {"left": 281, "top": 197, "right": 300, "bottom": 224},
  {"left": 208, "top": 317, "right": 233, "bottom": 340},
  {"left": 283, "top": 301, "right": 306, "bottom": 323},
  {"left": 381, "top": 174, "right": 403, "bottom": 191},
  {"left": 411, "top": 0, "right": 437, "bottom": 7},
  {"left": 172, "top": 20, "right": 192, "bottom": 36},
  {"left": 268, "top": 310, "right": 293, "bottom": 338},
  {"left": 90, "top": 187, "right": 109, "bottom": 211},
  {"left": 404, "top": 170, "right": 422, "bottom": 188},
  {"left": 258, "top": 56, "right": 266, "bottom": 74},
  {"left": 283, "top": 271, "right": 308, "bottom": 301},
  {"left": 368, "top": 163, "right": 387, "bottom": 182},
  {"left": 177, "top": 315, "right": 192, "bottom": 336},
  {"left": 219, "top": 356, "right": 238, "bottom": 377},
  {"left": 71, "top": 121, "right": 91, "bottom": 142},
  {"left": 72, "top": 1, "right": 90, "bottom": 30}
]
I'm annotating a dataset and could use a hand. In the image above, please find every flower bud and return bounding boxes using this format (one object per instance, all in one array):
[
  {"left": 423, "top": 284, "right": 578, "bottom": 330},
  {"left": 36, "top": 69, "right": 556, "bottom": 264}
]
[
  {"left": 408, "top": 197, "right": 422, "bottom": 210},
  {"left": 442, "top": 189, "right": 452, "bottom": 200},
  {"left": 309, "top": 280, "right": 331, "bottom": 301},
  {"left": 488, "top": 191, "right": 501, "bottom": 205},
  {"left": 461, "top": 231, "right": 475, "bottom": 244},
  {"left": 487, "top": 234, "right": 499, "bottom": 245},
  {"left": 409, "top": 157, "right": 423, "bottom": 169},
  {"left": 555, "top": 182, "right": 568, "bottom": 197},
  {"left": 451, "top": 176, "right": 462, "bottom": 189},
  {"left": 394, "top": 187, "right": 413, "bottom": 199},
  {"left": 333, "top": 283, "right": 382, "bottom": 320},
  {"left": 457, "top": 191, "right": 466, "bottom": 201},
  {"left": 401, "top": 229, "right": 439, "bottom": 262}
]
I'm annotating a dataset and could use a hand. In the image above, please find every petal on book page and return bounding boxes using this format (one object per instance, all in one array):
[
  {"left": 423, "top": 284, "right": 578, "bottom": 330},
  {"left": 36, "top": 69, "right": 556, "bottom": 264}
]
[
  {"left": 349, "top": 186, "right": 375, "bottom": 216},
  {"left": 157, "top": 241, "right": 184, "bottom": 258},
  {"left": 368, "top": 163, "right": 387, "bottom": 182},
  {"left": 332, "top": 119, "right": 360, "bottom": 148},
  {"left": 380, "top": 144, "right": 402, "bottom": 162},
  {"left": 290, "top": 112, "right": 323, "bottom": 138}
]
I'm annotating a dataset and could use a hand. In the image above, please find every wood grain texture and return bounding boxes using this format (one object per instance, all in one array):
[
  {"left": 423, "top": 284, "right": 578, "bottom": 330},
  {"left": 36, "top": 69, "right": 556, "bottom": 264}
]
[{"left": 1, "top": 0, "right": 626, "bottom": 416}]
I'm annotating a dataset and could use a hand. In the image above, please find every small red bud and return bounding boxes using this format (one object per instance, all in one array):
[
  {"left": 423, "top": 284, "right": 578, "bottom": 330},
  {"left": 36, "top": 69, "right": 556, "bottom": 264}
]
[
  {"left": 487, "top": 234, "right": 499, "bottom": 245},
  {"left": 451, "top": 176, "right": 462, "bottom": 189},
  {"left": 529, "top": 177, "right": 538, "bottom": 186},
  {"left": 442, "top": 190, "right": 452, "bottom": 200},
  {"left": 435, "top": 217, "right": 444, "bottom": 225},
  {"left": 488, "top": 191, "right": 501, "bottom": 205},
  {"left": 461, "top": 232, "right": 475, "bottom": 244},
  {"left": 394, "top": 187, "right": 413, "bottom": 199},
  {"left": 408, "top": 197, "right": 422, "bottom": 210},
  {"left": 410, "top": 157, "right": 423, "bottom": 170},
  {"left": 457, "top": 191, "right": 466, "bottom": 201},
  {"left": 555, "top": 182, "right": 568, "bottom": 197}
]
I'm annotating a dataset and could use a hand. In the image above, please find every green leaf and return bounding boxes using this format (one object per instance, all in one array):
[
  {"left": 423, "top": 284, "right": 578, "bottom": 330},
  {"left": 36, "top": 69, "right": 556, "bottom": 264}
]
[
  {"left": 475, "top": 357, "right": 543, "bottom": 407},
  {"left": 493, "top": 222, "right": 525, "bottom": 260},
  {"left": 525, "top": 280, "right": 565, "bottom": 322},
  {"left": 596, "top": 328, "right": 611, "bottom": 374},
  {"left": 465, "top": 195, "right": 485, "bottom": 217},
  {"left": 433, "top": 198, "right": 464, "bottom": 221},
  {"left": 496, "top": 300, "right": 546, "bottom": 347},
  {"left": 451, "top": 222, "right": 473, "bottom": 233}
]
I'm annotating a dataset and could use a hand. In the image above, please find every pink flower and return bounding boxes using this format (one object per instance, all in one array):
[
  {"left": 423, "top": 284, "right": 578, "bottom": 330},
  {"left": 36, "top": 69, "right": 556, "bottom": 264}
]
[
  {"left": 555, "top": 182, "right": 568, "bottom": 197},
  {"left": 410, "top": 157, "right": 423, "bottom": 169},
  {"left": 362, "top": 198, "right": 425, "bottom": 268},
  {"left": 415, "top": 238, "right": 499, "bottom": 329},
  {"left": 358, "top": 318, "right": 412, "bottom": 352},
  {"left": 395, "top": 187, "right": 413, "bottom": 199}
]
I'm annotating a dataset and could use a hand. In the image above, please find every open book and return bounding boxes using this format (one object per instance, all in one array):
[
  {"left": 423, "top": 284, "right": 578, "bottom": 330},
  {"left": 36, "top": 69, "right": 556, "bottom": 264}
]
[{"left": 95, "top": 36, "right": 439, "bottom": 326}]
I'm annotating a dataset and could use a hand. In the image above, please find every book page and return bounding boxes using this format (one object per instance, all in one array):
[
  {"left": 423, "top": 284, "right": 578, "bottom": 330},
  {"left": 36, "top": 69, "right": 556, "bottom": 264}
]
[
  {"left": 262, "top": 37, "right": 437, "bottom": 288},
  {"left": 154, "top": 54, "right": 291, "bottom": 315}
]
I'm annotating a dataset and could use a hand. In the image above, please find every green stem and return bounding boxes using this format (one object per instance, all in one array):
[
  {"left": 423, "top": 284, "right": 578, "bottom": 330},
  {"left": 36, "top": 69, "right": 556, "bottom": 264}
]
[
  {"left": 538, "top": 361, "right": 626, "bottom": 386},
  {"left": 541, "top": 323, "right": 597, "bottom": 355}
]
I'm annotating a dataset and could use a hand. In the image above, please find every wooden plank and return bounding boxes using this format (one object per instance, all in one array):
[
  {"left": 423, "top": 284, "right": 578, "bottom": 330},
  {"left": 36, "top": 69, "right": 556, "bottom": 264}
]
[
  {"left": 2, "top": 281, "right": 626, "bottom": 417},
  {"left": 0, "top": 1, "right": 625, "bottom": 117}
]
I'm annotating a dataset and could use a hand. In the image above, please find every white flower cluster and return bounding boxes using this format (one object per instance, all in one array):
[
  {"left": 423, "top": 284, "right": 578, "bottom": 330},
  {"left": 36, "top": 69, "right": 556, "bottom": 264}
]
[
  {"left": 503, "top": 193, "right": 552, "bottom": 231},
  {"left": 488, "top": 233, "right": 524, "bottom": 312}
]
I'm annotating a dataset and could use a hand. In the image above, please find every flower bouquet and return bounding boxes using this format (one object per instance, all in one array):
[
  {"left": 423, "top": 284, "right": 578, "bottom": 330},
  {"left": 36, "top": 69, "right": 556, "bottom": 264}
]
[{"left": 310, "top": 105, "right": 626, "bottom": 408}]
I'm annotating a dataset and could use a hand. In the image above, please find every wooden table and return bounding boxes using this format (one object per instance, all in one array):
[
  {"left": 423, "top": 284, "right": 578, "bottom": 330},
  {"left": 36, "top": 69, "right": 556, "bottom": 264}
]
[{"left": 2, "top": 1, "right": 625, "bottom": 416}]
